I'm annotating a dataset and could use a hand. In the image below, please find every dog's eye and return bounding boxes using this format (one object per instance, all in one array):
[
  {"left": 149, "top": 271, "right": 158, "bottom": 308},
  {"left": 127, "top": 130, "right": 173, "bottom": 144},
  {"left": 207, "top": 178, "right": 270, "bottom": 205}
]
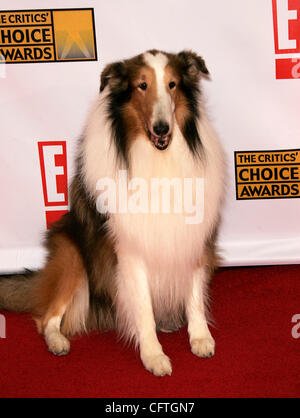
[
  {"left": 138, "top": 82, "right": 147, "bottom": 91},
  {"left": 169, "top": 81, "right": 176, "bottom": 89}
]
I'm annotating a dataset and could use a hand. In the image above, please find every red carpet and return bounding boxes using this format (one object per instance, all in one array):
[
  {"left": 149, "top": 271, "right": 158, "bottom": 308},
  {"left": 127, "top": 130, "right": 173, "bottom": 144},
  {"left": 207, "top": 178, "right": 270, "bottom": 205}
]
[{"left": 0, "top": 264, "right": 299, "bottom": 398}]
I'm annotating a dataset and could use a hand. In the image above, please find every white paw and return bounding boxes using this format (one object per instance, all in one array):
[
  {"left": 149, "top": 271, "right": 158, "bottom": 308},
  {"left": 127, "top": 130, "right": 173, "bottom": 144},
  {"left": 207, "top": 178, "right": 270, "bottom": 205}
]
[
  {"left": 142, "top": 353, "right": 172, "bottom": 376},
  {"left": 191, "top": 337, "right": 215, "bottom": 358},
  {"left": 46, "top": 332, "right": 70, "bottom": 356}
]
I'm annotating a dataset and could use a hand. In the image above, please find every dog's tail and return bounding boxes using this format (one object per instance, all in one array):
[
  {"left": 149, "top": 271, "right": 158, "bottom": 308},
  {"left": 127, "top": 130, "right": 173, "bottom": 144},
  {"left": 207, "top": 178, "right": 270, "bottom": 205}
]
[{"left": 0, "top": 271, "right": 38, "bottom": 312}]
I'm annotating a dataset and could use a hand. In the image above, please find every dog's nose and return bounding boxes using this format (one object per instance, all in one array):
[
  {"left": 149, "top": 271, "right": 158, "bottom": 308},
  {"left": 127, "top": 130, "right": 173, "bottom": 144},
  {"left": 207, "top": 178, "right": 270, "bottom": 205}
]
[{"left": 153, "top": 121, "right": 169, "bottom": 137}]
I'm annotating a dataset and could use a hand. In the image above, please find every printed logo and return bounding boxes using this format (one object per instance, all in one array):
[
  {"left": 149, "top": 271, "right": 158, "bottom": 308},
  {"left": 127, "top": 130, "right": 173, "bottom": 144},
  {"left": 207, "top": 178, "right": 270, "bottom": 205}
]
[
  {"left": 0, "top": 8, "right": 97, "bottom": 63},
  {"left": 38, "top": 141, "right": 69, "bottom": 229},
  {"left": 234, "top": 149, "right": 300, "bottom": 199},
  {"left": 272, "top": 0, "right": 300, "bottom": 79}
]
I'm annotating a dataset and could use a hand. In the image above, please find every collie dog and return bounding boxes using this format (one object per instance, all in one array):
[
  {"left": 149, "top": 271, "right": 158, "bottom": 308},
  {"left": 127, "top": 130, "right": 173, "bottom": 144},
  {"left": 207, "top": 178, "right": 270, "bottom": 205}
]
[{"left": 0, "top": 50, "right": 225, "bottom": 376}]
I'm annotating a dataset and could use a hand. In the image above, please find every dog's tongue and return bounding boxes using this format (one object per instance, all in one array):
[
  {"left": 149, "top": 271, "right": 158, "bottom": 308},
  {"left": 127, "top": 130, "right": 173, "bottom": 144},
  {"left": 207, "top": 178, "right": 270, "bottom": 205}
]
[
  {"left": 156, "top": 141, "right": 167, "bottom": 149},
  {"left": 151, "top": 134, "right": 169, "bottom": 149},
  {"left": 150, "top": 135, "right": 169, "bottom": 150}
]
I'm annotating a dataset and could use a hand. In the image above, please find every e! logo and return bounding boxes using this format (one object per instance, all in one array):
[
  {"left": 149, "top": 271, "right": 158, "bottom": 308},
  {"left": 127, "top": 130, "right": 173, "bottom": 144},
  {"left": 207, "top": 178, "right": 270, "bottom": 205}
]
[
  {"left": 272, "top": 0, "right": 300, "bottom": 79},
  {"left": 38, "top": 141, "right": 69, "bottom": 229}
]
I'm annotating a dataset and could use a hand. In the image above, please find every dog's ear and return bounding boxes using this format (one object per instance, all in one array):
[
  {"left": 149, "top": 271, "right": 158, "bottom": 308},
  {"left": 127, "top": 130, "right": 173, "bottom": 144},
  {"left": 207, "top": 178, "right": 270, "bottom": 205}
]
[
  {"left": 100, "top": 61, "right": 129, "bottom": 92},
  {"left": 178, "top": 50, "right": 209, "bottom": 79}
]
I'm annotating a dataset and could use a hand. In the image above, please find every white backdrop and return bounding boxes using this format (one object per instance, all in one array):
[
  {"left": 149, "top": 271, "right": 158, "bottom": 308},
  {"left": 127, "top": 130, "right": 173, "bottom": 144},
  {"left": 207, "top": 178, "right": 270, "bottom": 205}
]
[{"left": 0, "top": 0, "right": 300, "bottom": 273}]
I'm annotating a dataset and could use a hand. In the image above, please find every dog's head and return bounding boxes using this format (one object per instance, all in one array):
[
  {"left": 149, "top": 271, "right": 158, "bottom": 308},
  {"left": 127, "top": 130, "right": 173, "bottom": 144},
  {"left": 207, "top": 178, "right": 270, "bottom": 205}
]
[{"left": 100, "top": 50, "right": 208, "bottom": 158}]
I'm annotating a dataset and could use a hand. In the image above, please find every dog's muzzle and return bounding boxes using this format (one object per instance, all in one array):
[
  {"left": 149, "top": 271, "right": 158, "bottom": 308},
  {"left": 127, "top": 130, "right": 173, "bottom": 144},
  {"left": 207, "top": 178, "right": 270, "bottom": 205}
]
[{"left": 149, "top": 134, "right": 172, "bottom": 151}]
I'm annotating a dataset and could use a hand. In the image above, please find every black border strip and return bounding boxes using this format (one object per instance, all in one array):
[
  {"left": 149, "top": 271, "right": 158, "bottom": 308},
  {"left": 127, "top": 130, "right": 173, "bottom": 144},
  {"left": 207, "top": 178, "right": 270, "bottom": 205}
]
[
  {"left": 237, "top": 162, "right": 300, "bottom": 167},
  {"left": 0, "top": 24, "right": 52, "bottom": 28},
  {"left": 0, "top": 58, "right": 96, "bottom": 64},
  {"left": 238, "top": 180, "right": 300, "bottom": 185},
  {"left": 234, "top": 151, "right": 239, "bottom": 200},
  {"left": 235, "top": 195, "right": 300, "bottom": 200},
  {"left": 91, "top": 7, "right": 98, "bottom": 62},
  {"left": 0, "top": 43, "right": 53, "bottom": 47},
  {"left": 50, "top": 10, "right": 56, "bottom": 61}
]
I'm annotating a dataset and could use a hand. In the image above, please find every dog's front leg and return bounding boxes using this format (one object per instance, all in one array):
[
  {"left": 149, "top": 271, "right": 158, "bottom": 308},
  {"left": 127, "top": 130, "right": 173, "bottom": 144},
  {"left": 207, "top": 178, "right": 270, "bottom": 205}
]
[
  {"left": 186, "top": 266, "right": 215, "bottom": 358},
  {"left": 116, "top": 253, "right": 172, "bottom": 376}
]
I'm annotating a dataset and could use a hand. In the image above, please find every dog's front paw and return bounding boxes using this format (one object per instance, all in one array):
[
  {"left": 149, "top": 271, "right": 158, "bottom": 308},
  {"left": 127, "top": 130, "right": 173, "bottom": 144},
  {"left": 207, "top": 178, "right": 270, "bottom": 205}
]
[
  {"left": 142, "top": 353, "right": 172, "bottom": 376},
  {"left": 46, "top": 332, "right": 70, "bottom": 356},
  {"left": 191, "top": 337, "right": 215, "bottom": 358}
]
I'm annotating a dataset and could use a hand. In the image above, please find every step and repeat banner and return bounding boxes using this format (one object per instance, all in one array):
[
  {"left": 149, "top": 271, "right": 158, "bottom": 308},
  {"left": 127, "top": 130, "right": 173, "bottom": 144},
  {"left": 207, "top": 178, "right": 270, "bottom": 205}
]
[{"left": 0, "top": 0, "right": 299, "bottom": 272}]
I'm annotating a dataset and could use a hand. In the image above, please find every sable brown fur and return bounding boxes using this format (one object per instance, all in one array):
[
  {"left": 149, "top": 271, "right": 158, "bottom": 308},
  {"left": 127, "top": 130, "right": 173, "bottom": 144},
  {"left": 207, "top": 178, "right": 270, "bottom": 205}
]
[
  {"left": 33, "top": 232, "right": 86, "bottom": 335},
  {"left": 43, "top": 173, "right": 118, "bottom": 334}
]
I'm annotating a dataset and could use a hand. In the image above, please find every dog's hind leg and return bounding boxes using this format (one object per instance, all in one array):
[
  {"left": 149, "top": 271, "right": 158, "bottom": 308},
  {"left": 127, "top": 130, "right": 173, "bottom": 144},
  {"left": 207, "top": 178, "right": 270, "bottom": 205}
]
[{"left": 33, "top": 233, "right": 89, "bottom": 356}]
